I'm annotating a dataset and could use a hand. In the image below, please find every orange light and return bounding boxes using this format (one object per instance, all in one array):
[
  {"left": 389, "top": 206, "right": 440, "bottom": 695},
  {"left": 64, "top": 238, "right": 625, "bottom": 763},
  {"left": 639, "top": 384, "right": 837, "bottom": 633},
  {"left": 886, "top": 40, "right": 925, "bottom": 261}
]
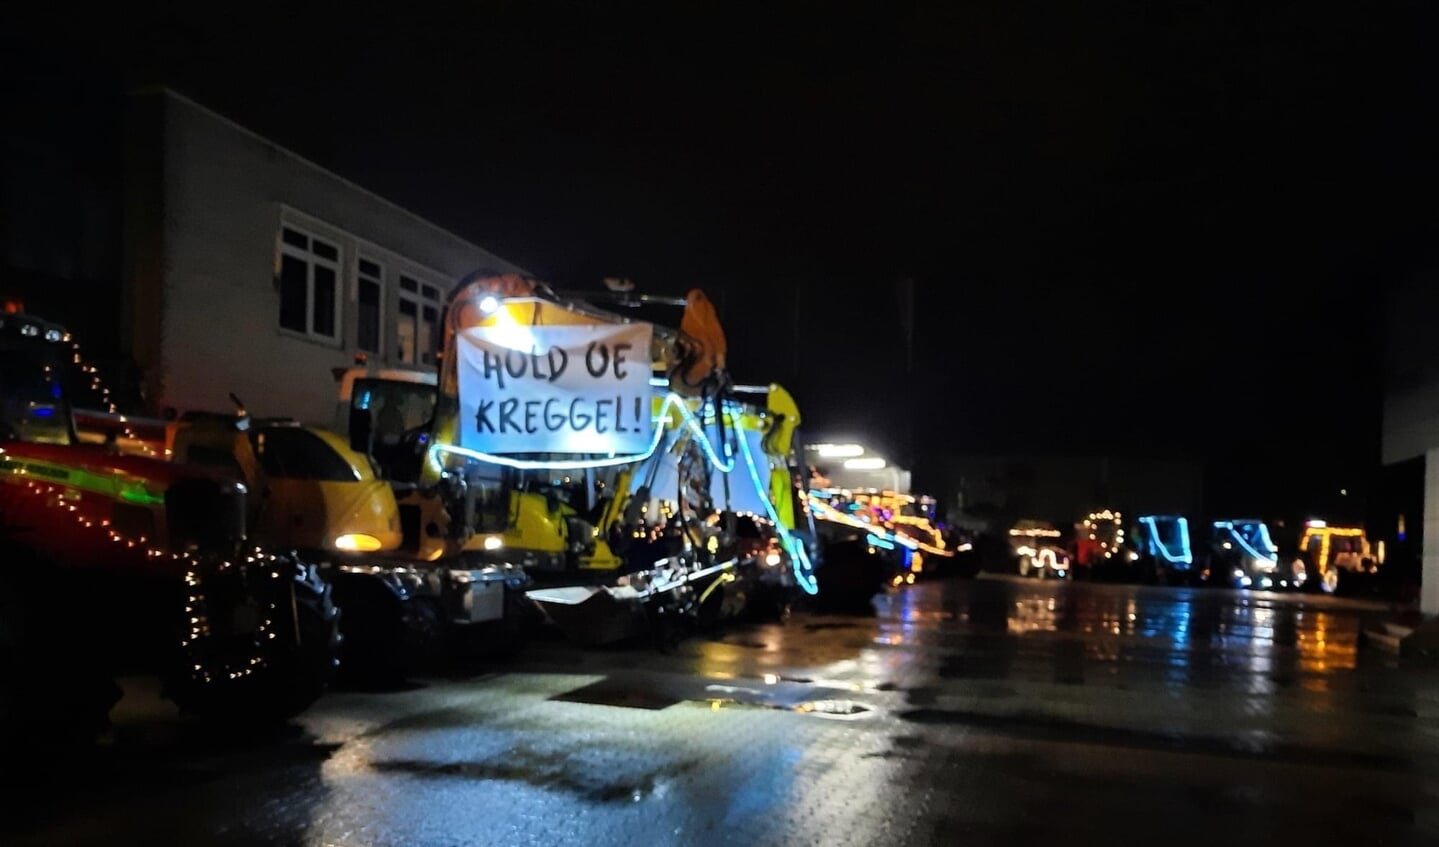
[{"left": 1, "top": 298, "right": 22, "bottom": 314}]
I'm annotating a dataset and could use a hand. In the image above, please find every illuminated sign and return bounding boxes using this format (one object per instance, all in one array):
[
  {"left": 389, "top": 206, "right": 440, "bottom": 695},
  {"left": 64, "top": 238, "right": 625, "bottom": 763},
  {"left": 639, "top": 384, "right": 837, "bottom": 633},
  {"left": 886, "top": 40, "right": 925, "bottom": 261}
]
[{"left": 456, "top": 322, "right": 653, "bottom": 454}]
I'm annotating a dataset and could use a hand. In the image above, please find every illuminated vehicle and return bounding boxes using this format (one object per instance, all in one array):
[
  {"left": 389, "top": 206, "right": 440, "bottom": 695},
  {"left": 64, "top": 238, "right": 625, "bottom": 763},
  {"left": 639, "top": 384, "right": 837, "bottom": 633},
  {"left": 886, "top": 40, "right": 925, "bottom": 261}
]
[
  {"left": 848, "top": 489, "right": 952, "bottom": 575},
  {"left": 337, "top": 273, "right": 818, "bottom": 645},
  {"left": 807, "top": 486, "right": 916, "bottom": 606},
  {"left": 0, "top": 312, "right": 339, "bottom": 749},
  {"left": 1131, "top": 514, "right": 1196, "bottom": 585},
  {"left": 1073, "top": 508, "right": 1126, "bottom": 579},
  {"left": 168, "top": 406, "right": 507, "bottom": 679},
  {"left": 1293, "top": 520, "right": 1383, "bottom": 594},
  {"left": 1203, "top": 519, "right": 1289, "bottom": 590},
  {"left": 1008, "top": 519, "right": 1071, "bottom": 579}
]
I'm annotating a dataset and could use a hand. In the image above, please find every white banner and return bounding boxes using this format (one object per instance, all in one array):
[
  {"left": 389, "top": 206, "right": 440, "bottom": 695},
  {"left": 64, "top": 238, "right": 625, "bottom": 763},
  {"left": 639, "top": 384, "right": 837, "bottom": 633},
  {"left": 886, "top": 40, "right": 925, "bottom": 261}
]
[{"left": 457, "top": 322, "right": 654, "bottom": 455}]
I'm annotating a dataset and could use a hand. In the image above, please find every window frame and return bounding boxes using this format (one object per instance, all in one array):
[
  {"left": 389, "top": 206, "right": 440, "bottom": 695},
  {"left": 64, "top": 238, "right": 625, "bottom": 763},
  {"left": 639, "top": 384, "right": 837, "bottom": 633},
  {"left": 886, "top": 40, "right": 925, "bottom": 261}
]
[
  {"left": 356, "top": 255, "right": 385, "bottom": 356},
  {"left": 277, "top": 224, "right": 343, "bottom": 344},
  {"left": 396, "top": 273, "right": 442, "bottom": 366}
]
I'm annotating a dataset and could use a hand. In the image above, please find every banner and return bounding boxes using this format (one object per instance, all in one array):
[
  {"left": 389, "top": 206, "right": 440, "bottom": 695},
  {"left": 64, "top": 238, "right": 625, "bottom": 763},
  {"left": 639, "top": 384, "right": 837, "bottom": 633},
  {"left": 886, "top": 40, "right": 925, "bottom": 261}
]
[{"left": 457, "top": 321, "right": 654, "bottom": 455}]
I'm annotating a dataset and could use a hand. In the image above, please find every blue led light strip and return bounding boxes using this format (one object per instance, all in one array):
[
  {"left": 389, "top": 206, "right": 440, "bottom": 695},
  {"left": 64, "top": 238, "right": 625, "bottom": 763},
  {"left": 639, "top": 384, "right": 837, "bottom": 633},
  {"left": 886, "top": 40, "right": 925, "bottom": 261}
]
[
  {"left": 1140, "top": 515, "right": 1193, "bottom": 565},
  {"left": 733, "top": 407, "right": 819, "bottom": 594},
  {"left": 866, "top": 533, "right": 896, "bottom": 551},
  {"left": 1213, "top": 520, "right": 1277, "bottom": 563},
  {"left": 433, "top": 392, "right": 736, "bottom": 472}
]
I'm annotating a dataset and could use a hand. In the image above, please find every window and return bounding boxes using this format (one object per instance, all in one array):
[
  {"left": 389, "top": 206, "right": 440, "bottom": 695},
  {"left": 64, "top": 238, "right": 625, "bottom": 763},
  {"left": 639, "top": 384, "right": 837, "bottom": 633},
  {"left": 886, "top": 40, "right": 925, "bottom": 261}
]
[
  {"left": 277, "top": 226, "right": 341, "bottom": 342},
  {"left": 357, "top": 258, "right": 383, "bottom": 354},
  {"left": 249, "top": 428, "right": 359, "bottom": 481},
  {"left": 397, "top": 274, "right": 441, "bottom": 365}
]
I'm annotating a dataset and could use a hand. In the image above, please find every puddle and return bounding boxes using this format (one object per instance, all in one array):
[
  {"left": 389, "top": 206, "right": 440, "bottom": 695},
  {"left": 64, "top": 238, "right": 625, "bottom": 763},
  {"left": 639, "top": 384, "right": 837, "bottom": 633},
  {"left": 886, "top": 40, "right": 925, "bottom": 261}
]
[
  {"left": 551, "top": 679, "right": 680, "bottom": 710},
  {"left": 370, "top": 747, "right": 697, "bottom": 804},
  {"left": 794, "top": 699, "right": 875, "bottom": 719}
]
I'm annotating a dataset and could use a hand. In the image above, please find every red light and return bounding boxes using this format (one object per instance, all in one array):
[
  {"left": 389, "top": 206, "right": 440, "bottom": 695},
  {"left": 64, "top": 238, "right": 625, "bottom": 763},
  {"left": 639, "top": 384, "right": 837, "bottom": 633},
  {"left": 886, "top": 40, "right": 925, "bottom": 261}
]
[{"left": 2, "top": 298, "right": 22, "bottom": 314}]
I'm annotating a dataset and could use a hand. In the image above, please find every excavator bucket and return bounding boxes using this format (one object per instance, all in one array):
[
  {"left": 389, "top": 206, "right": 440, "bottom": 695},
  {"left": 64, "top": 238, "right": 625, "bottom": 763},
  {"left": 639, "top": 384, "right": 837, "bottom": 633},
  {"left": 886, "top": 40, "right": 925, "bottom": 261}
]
[
  {"left": 669, "top": 289, "right": 728, "bottom": 394},
  {"left": 524, "top": 585, "right": 651, "bottom": 646}
]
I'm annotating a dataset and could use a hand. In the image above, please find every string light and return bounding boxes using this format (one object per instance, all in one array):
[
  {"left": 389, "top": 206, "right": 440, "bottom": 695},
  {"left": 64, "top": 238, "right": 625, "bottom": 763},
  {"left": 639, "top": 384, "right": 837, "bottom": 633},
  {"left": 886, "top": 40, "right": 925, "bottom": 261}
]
[
  {"left": 3, "top": 464, "right": 280, "bottom": 686},
  {"left": 68, "top": 338, "right": 117, "bottom": 413},
  {"left": 733, "top": 408, "right": 817, "bottom": 594},
  {"left": 1139, "top": 515, "right": 1192, "bottom": 565},
  {"left": 1212, "top": 520, "right": 1277, "bottom": 564}
]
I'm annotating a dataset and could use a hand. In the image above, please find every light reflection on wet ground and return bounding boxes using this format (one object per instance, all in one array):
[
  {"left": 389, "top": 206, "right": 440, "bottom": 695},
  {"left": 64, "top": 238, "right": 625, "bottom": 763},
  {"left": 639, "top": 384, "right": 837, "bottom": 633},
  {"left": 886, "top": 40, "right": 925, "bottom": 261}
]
[{"left": 8, "top": 576, "right": 1439, "bottom": 846}]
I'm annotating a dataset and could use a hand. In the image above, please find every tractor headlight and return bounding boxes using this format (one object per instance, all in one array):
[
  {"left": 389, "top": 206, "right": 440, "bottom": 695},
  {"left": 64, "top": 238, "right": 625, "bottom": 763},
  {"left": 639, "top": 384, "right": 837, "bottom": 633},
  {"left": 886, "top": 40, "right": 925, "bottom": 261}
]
[{"left": 335, "top": 533, "right": 384, "bottom": 552}]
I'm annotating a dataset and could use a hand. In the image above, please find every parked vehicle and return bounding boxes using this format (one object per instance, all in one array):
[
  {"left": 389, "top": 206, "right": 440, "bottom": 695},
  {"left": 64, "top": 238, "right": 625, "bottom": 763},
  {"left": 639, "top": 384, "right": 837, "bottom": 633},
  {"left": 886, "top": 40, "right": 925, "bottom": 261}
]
[
  {"left": 0, "top": 312, "right": 339, "bottom": 750},
  {"left": 336, "top": 273, "right": 812, "bottom": 645},
  {"left": 1008, "top": 519, "right": 1072, "bottom": 579},
  {"left": 1130, "top": 514, "right": 1196, "bottom": 585},
  {"left": 1202, "top": 519, "right": 1290, "bottom": 590},
  {"left": 1292, "top": 520, "right": 1382, "bottom": 594}
]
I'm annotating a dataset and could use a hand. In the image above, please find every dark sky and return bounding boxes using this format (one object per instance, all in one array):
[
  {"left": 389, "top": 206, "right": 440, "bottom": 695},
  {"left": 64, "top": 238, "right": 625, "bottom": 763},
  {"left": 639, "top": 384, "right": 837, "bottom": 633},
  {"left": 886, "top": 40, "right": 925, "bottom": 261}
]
[{"left": 8, "top": 2, "right": 1437, "bottom": 489}]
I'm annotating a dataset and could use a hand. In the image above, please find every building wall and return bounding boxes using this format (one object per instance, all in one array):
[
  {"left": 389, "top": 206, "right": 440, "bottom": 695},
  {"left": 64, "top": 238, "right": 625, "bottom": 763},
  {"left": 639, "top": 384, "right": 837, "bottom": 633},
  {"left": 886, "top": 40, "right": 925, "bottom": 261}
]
[
  {"left": 133, "top": 89, "right": 523, "bottom": 425},
  {"left": 1382, "top": 266, "right": 1439, "bottom": 611},
  {"left": 1382, "top": 267, "right": 1439, "bottom": 465}
]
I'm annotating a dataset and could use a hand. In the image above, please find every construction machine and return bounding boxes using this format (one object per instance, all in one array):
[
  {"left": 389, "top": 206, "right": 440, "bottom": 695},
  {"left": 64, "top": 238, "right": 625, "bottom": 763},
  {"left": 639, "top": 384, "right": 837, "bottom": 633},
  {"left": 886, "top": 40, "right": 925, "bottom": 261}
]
[{"left": 335, "top": 273, "right": 817, "bottom": 645}]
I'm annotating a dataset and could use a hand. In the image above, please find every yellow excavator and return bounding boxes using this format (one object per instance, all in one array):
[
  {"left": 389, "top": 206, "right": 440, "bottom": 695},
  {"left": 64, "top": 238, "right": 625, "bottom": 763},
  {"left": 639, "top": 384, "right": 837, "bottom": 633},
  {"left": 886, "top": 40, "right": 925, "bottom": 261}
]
[{"left": 335, "top": 272, "right": 815, "bottom": 644}]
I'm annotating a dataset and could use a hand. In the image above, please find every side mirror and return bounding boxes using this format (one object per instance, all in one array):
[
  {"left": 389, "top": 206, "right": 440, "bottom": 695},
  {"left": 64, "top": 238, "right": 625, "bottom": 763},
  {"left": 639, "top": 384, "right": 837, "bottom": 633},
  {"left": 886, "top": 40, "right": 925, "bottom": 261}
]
[{"left": 545, "top": 490, "right": 562, "bottom": 514}]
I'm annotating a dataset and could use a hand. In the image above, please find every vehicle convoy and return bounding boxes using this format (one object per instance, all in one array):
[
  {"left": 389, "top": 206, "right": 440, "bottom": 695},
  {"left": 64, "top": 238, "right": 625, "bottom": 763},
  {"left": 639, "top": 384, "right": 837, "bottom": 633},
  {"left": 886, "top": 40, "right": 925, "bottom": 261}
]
[
  {"left": 0, "top": 312, "right": 340, "bottom": 748},
  {"left": 334, "top": 272, "right": 818, "bottom": 645},
  {"left": 1291, "top": 520, "right": 1383, "bottom": 595}
]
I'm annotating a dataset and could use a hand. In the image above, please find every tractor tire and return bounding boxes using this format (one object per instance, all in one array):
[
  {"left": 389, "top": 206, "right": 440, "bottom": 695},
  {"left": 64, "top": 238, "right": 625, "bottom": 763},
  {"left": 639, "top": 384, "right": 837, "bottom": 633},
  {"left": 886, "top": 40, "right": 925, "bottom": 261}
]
[{"left": 164, "top": 555, "right": 340, "bottom": 725}]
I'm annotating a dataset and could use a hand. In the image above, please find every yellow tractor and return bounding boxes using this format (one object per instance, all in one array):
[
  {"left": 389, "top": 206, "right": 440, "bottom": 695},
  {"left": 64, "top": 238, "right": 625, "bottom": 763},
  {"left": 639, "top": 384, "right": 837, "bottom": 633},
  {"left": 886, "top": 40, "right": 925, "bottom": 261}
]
[{"left": 169, "top": 401, "right": 512, "bottom": 680}]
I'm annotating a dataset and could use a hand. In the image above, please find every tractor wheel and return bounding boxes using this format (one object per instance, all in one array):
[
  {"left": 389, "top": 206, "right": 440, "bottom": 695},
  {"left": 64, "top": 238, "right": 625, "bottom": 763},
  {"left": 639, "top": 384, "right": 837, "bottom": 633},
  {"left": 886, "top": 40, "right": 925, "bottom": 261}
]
[{"left": 164, "top": 556, "right": 340, "bottom": 725}]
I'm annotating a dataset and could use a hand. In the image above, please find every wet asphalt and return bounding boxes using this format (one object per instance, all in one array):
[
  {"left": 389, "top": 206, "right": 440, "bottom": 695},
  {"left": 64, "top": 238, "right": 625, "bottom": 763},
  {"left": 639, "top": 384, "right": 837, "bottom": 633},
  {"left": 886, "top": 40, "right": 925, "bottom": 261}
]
[{"left": 7, "top": 575, "right": 1439, "bottom": 846}]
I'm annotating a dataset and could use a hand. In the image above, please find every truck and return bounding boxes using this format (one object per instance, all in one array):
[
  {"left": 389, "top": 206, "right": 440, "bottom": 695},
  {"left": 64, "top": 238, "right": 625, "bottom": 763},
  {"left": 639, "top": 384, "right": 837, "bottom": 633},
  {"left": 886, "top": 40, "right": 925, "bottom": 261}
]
[{"left": 0, "top": 311, "right": 340, "bottom": 750}]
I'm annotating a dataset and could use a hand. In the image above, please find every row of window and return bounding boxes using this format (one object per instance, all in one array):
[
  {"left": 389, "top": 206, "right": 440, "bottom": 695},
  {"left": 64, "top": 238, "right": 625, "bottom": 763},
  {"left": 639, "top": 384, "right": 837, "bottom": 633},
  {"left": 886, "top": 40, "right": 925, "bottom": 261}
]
[{"left": 277, "top": 224, "right": 442, "bottom": 365}]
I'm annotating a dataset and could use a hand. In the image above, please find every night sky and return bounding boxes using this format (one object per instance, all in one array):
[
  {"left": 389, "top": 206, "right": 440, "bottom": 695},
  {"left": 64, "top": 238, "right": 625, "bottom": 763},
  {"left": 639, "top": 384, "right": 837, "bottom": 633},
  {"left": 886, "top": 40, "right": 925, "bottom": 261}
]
[{"left": 7, "top": 3, "right": 1437, "bottom": 501}]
